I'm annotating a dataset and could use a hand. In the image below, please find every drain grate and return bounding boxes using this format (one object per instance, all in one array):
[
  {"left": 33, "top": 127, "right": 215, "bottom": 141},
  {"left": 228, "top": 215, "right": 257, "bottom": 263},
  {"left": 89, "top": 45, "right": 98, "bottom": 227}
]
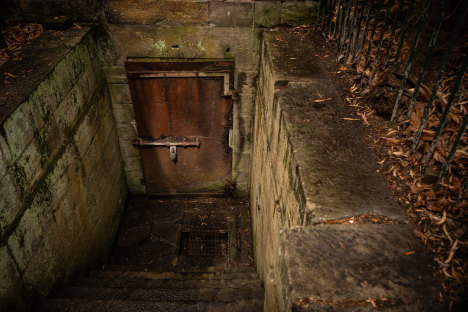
[{"left": 179, "top": 228, "right": 228, "bottom": 256}]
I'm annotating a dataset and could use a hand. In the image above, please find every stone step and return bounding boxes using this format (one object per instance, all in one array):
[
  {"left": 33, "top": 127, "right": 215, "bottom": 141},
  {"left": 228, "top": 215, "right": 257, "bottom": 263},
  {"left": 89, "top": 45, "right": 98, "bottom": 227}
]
[
  {"left": 74, "top": 276, "right": 263, "bottom": 290},
  {"left": 35, "top": 298, "right": 264, "bottom": 312},
  {"left": 294, "top": 301, "right": 446, "bottom": 312},
  {"left": 89, "top": 269, "right": 260, "bottom": 281},
  {"left": 55, "top": 285, "right": 264, "bottom": 302},
  {"left": 102, "top": 264, "right": 257, "bottom": 274}
]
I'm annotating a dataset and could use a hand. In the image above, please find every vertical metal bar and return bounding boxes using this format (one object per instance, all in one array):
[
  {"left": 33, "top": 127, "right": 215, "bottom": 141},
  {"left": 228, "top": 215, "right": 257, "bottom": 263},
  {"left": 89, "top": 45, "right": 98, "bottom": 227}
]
[
  {"left": 369, "top": 0, "right": 393, "bottom": 82},
  {"left": 319, "top": 0, "right": 327, "bottom": 30},
  {"left": 412, "top": 1, "right": 468, "bottom": 150},
  {"left": 344, "top": 0, "right": 359, "bottom": 62},
  {"left": 389, "top": 0, "right": 432, "bottom": 124},
  {"left": 319, "top": 0, "right": 324, "bottom": 26},
  {"left": 351, "top": 0, "right": 366, "bottom": 60},
  {"left": 339, "top": 0, "right": 349, "bottom": 41},
  {"left": 402, "top": 0, "right": 449, "bottom": 131},
  {"left": 333, "top": 0, "right": 342, "bottom": 38},
  {"left": 422, "top": 54, "right": 468, "bottom": 173},
  {"left": 326, "top": 0, "right": 338, "bottom": 37},
  {"left": 356, "top": 0, "right": 375, "bottom": 67},
  {"left": 391, "top": 0, "right": 416, "bottom": 71},
  {"left": 361, "top": 0, "right": 383, "bottom": 81},
  {"left": 339, "top": 0, "right": 353, "bottom": 51},
  {"left": 436, "top": 111, "right": 468, "bottom": 185},
  {"left": 381, "top": 0, "right": 403, "bottom": 71}
]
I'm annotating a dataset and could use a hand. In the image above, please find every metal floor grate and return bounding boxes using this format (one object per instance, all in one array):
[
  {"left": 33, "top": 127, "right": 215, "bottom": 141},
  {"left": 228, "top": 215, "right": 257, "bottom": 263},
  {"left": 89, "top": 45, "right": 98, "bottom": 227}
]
[{"left": 179, "top": 229, "right": 228, "bottom": 256}]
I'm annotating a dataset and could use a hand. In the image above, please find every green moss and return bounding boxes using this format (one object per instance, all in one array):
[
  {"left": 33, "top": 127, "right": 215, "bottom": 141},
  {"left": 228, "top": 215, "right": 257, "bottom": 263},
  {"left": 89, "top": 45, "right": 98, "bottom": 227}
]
[
  {"left": 254, "top": 4, "right": 281, "bottom": 28},
  {"left": 12, "top": 164, "right": 27, "bottom": 198},
  {"left": 187, "top": 182, "right": 225, "bottom": 193}
]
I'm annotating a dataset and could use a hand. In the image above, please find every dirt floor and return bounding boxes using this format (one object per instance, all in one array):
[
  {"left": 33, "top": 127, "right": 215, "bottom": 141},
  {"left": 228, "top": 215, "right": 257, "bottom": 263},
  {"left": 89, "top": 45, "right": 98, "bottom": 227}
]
[{"left": 290, "top": 25, "right": 467, "bottom": 310}]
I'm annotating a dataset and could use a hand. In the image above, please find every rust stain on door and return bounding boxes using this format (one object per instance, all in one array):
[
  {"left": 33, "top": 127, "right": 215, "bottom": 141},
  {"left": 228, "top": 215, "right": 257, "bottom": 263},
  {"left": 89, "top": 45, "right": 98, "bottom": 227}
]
[{"left": 126, "top": 61, "right": 233, "bottom": 195}]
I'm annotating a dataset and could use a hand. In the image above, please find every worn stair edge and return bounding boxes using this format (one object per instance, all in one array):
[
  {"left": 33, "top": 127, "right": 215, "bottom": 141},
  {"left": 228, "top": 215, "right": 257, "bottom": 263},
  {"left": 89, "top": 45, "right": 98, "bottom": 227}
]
[
  {"left": 293, "top": 300, "right": 447, "bottom": 312},
  {"left": 55, "top": 286, "right": 264, "bottom": 302},
  {"left": 74, "top": 277, "right": 263, "bottom": 290},
  {"left": 35, "top": 298, "right": 264, "bottom": 312},
  {"left": 102, "top": 264, "right": 257, "bottom": 273},
  {"left": 89, "top": 270, "right": 260, "bottom": 281}
]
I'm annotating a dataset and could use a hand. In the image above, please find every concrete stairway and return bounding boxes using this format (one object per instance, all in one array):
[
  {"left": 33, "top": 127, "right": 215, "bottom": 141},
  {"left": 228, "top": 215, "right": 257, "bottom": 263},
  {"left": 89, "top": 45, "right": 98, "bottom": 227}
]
[
  {"left": 35, "top": 266, "right": 264, "bottom": 311},
  {"left": 34, "top": 197, "right": 264, "bottom": 311}
]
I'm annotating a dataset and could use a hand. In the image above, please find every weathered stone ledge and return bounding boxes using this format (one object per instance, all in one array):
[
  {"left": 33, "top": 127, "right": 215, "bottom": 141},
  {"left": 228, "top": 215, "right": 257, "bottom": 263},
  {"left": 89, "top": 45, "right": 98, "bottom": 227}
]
[
  {"left": 104, "top": 0, "right": 318, "bottom": 28},
  {"left": 250, "top": 30, "right": 443, "bottom": 311}
]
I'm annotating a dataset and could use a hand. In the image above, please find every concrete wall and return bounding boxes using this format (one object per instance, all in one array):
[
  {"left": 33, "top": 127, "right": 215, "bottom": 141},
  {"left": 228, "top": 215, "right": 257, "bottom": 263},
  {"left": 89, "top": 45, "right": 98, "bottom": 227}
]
[
  {"left": 0, "top": 28, "right": 127, "bottom": 310},
  {"left": 103, "top": 0, "right": 318, "bottom": 27},
  {"left": 250, "top": 33, "right": 306, "bottom": 311}
]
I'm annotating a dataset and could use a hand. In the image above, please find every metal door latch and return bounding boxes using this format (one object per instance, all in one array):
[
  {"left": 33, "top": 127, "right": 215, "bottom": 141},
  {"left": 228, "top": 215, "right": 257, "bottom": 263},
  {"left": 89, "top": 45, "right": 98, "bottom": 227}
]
[{"left": 133, "top": 136, "right": 200, "bottom": 161}]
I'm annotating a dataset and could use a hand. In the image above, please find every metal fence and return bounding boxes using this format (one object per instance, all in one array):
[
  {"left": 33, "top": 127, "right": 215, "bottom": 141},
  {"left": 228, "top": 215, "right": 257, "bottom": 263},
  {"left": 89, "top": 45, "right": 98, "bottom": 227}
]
[{"left": 318, "top": 0, "right": 468, "bottom": 203}]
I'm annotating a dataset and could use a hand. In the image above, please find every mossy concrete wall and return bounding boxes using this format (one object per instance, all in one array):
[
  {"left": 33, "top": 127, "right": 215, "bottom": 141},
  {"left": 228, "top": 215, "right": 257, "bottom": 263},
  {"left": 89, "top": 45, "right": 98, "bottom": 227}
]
[
  {"left": 103, "top": 0, "right": 318, "bottom": 28},
  {"left": 0, "top": 28, "right": 127, "bottom": 310}
]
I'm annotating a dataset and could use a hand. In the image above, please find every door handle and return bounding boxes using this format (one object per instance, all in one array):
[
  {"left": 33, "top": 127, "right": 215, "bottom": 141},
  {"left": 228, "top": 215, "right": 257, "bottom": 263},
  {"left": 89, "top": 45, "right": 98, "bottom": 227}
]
[{"left": 133, "top": 136, "right": 200, "bottom": 161}]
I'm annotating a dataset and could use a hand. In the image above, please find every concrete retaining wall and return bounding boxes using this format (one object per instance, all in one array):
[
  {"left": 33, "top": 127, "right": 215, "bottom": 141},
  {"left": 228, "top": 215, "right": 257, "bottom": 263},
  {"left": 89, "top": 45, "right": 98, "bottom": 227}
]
[
  {"left": 250, "top": 30, "right": 441, "bottom": 312},
  {"left": 0, "top": 28, "right": 127, "bottom": 310}
]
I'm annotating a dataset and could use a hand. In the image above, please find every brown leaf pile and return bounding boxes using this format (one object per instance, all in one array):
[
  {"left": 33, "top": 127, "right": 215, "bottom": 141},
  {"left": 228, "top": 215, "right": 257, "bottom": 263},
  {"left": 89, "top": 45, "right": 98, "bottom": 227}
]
[{"left": 0, "top": 21, "right": 43, "bottom": 66}]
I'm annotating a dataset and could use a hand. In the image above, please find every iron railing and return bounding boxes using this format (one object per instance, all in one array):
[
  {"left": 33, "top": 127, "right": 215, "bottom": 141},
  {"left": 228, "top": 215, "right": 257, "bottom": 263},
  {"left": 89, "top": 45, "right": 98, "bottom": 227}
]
[{"left": 318, "top": 0, "right": 468, "bottom": 203}]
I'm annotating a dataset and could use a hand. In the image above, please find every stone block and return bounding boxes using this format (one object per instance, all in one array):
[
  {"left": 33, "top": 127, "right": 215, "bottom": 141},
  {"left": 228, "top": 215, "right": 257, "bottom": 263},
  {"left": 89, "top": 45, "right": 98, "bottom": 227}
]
[
  {"left": 118, "top": 139, "right": 141, "bottom": 157},
  {"left": 82, "top": 111, "right": 118, "bottom": 181},
  {"left": 7, "top": 200, "right": 50, "bottom": 272},
  {"left": 254, "top": 1, "right": 281, "bottom": 27},
  {"left": 105, "top": 0, "right": 210, "bottom": 26},
  {"left": 109, "top": 83, "right": 132, "bottom": 104},
  {"left": 107, "top": 25, "right": 260, "bottom": 71},
  {"left": 64, "top": 40, "right": 93, "bottom": 83},
  {"left": 209, "top": 1, "right": 254, "bottom": 27},
  {"left": 236, "top": 93, "right": 256, "bottom": 119},
  {"left": 2, "top": 102, "right": 37, "bottom": 162},
  {"left": 21, "top": 240, "right": 59, "bottom": 298},
  {"left": 112, "top": 103, "right": 135, "bottom": 123},
  {"left": 122, "top": 156, "right": 143, "bottom": 172},
  {"left": 233, "top": 151, "right": 251, "bottom": 173},
  {"left": 52, "top": 58, "right": 75, "bottom": 103},
  {"left": 103, "top": 66, "right": 128, "bottom": 84},
  {"left": 28, "top": 78, "right": 61, "bottom": 124},
  {"left": 116, "top": 122, "right": 138, "bottom": 141},
  {"left": 78, "top": 60, "right": 102, "bottom": 104},
  {"left": 74, "top": 88, "right": 111, "bottom": 158},
  {"left": 14, "top": 139, "right": 43, "bottom": 196},
  {"left": 47, "top": 144, "right": 84, "bottom": 209},
  {"left": 125, "top": 170, "right": 146, "bottom": 195},
  {"left": 56, "top": 82, "right": 86, "bottom": 135},
  {"left": 37, "top": 113, "right": 64, "bottom": 162},
  {"left": 280, "top": 1, "right": 318, "bottom": 27},
  {"left": 0, "top": 246, "right": 23, "bottom": 310},
  {"left": 233, "top": 170, "right": 251, "bottom": 187},
  {"left": 0, "top": 171, "right": 22, "bottom": 238},
  {"left": 279, "top": 225, "right": 444, "bottom": 311},
  {"left": 0, "top": 134, "right": 12, "bottom": 178}
]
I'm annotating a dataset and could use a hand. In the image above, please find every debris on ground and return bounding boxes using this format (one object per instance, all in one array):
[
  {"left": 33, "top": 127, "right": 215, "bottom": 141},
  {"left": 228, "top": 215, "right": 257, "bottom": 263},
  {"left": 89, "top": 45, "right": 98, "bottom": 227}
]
[
  {"left": 291, "top": 22, "right": 467, "bottom": 308},
  {"left": 0, "top": 20, "right": 43, "bottom": 66}
]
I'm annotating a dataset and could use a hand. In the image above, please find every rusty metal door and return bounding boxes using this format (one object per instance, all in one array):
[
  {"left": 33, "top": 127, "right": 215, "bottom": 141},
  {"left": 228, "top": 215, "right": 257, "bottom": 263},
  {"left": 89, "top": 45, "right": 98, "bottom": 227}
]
[{"left": 125, "top": 61, "right": 233, "bottom": 196}]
